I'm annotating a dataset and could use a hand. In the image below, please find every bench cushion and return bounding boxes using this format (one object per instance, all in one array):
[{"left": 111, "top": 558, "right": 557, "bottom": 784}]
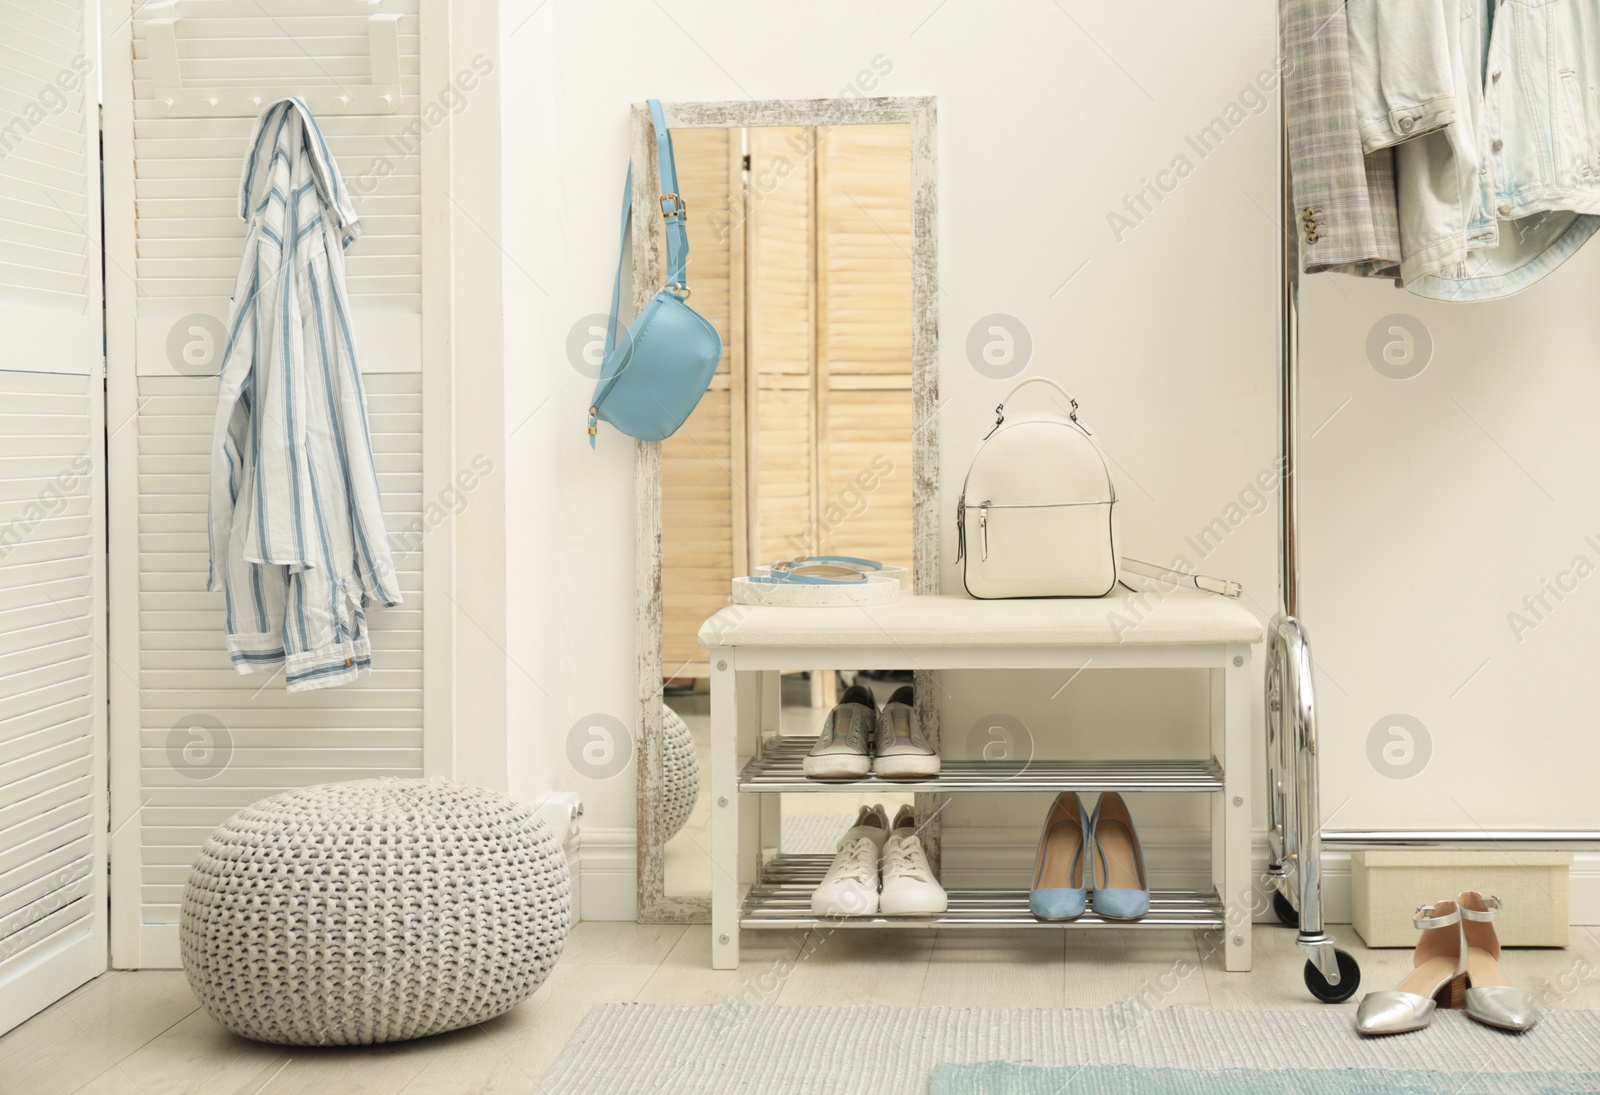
[{"left": 700, "top": 591, "right": 1263, "bottom": 649}]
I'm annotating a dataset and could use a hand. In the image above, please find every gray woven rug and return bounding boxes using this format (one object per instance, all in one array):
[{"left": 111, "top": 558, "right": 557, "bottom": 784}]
[{"left": 540, "top": 1003, "right": 1600, "bottom": 1094}]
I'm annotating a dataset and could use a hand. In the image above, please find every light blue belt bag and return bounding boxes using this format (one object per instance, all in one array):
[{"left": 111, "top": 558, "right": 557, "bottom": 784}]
[{"left": 587, "top": 100, "right": 723, "bottom": 447}]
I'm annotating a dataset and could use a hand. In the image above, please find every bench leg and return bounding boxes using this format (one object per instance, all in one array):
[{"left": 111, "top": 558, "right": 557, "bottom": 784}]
[
  {"left": 711, "top": 651, "right": 739, "bottom": 969},
  {"left": 1222, "top": 647, "right": 1252, "bottom": 972},
  {"left": 758, "top": 671, "right": 782, "bottom": 865}
]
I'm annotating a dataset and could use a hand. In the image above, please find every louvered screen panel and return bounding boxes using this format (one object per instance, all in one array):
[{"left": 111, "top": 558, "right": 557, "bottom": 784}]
[
  {"left": 661, "top": 128, "right": 738, "bottom": 676},
  {"left": 747, "top": 127, "right": 815, "bottom": 568},
  {"left": 819, "top": 389, "right": 914, "bottom": 568},
  {"left": 817, "top": 125, "right": 913, "bottom": 569},
  {"left": 111, "top": 0, "right": 439, "bottom": 968},
  {"left": 0, "top": 370, "right": 102, "bottom": 1033},
  {"left": 129, "top": 1, "right": 425, "bottom": 375},
  {"left": 0, "top": 0, "right": 99, "bottom": 372},
  {"left": 130, "top": 372, "right": 424, "bottom": 962}
]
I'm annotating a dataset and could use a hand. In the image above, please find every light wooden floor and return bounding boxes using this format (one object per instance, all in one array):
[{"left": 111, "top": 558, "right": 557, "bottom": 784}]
[{"left": 5, "top": 920, "right": 1597, "bottom": 1094}]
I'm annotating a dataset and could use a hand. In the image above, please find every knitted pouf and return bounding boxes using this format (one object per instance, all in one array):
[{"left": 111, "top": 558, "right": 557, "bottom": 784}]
[
  {"left": 180, "top": 778, "right": 571, "bottom": 1046},
  {"left": 661, "top": 705, "right": 701, "bottom": 840}
]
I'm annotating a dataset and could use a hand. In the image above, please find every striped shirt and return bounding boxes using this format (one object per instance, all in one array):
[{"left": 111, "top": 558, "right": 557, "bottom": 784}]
[{"left": 207, "top": 97, "right": 400, "bottom": 692}]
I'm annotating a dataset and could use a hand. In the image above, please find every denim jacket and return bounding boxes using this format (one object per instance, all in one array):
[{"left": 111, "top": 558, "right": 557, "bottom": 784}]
[{"left": 1347, "top": 0, "right": 1600, "bottom": 300}]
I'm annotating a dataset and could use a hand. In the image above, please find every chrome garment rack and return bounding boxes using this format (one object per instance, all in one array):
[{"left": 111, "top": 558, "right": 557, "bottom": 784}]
[
  {"left": 1267, "top": 31, "right": 1360, "bottom": 1002},
  {"left": 1270, "top": 12, "right": 1600, "bottom": 1003}
]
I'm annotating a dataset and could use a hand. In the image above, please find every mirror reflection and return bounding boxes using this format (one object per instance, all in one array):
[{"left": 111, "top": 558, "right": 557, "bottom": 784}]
[{"left": 655, "top": 122, "right": 917, "bottom": 898}]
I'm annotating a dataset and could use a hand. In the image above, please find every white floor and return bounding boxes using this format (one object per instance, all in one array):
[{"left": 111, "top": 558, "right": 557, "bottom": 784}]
[{"left": 4, "top": 920, "right": 1596, "bottom": 1094}]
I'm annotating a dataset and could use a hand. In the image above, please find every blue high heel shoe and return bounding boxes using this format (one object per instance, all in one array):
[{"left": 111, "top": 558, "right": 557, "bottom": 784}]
[
  {"left": 1029, "top": 792, "right": 1089, "bottom": 921},
  {"left": 1089, "top": 792, "right": 1150, "bottom": 920}
]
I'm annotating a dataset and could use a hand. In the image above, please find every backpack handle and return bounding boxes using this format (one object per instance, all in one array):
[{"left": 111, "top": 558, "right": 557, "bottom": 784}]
[{"left": 987, "top": 376, "right": 1079, "bottom": 437}]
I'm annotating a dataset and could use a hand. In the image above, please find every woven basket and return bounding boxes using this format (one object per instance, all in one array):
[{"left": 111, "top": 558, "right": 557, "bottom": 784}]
[
  {"left": 661, "top": 705, "right": 701, "bottom": 840},
  {"left": 180, "top": 778, "right": 571, "bottom": 1045}
]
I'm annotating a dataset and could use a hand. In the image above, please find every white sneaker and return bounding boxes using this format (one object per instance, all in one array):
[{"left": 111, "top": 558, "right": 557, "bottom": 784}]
[
  {"left": 809, "top": 805, "right": 889, "bottom": 916},
  {"left": 878, "top": 806, "right": 947, "bottom": 915}
]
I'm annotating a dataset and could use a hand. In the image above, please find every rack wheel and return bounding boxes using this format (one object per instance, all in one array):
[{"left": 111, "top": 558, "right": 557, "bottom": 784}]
[
  {"left": 1303, "top": 950, "right": 1361, "bottom": 1003},
  {"left": 1273, "top": 889, "right": 1299, "bottom": 928}
]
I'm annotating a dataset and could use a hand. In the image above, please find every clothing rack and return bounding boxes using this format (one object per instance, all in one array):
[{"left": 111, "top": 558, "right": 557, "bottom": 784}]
[
  {"left": 1269, "top": 9, "right": 1600, "bottom": 1002},
  {"left": 1267, "top": 14, "right": 1360, "bottom": 1001}
]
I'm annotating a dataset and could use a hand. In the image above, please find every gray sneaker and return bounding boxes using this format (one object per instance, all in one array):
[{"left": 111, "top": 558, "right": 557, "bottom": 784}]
[
  {"left": 803, "top": 684, "right": 878, "bottom": 779},
  {"left": 874, "top": 685, "right": 939, "bottom": 779}
]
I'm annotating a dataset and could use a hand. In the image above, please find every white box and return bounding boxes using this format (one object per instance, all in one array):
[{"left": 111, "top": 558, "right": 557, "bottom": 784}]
[{"left": 1351, "top": 849, "right": 1570, "bottom": 948}]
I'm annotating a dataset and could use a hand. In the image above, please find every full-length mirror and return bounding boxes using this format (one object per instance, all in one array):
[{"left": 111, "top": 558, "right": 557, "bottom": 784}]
[{"left": 634, "top": 99, "right": 938, "bottom": 921}]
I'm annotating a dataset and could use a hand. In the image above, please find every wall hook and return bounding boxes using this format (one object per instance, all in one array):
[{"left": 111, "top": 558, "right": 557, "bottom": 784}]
[{"left": 147, "top": 12, "right": 402, "bottom": 117}]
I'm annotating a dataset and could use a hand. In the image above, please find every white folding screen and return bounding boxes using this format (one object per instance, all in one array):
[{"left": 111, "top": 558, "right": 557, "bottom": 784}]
[
  {"left": 103, "top": 0, "right": 452, "bottom": 968},
  {"left": 0, "top": 0, "right": 108, "bottom": 1033}
]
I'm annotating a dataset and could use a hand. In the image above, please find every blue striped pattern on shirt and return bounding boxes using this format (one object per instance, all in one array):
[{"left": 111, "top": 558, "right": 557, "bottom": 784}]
[{"left": 207, "top": 98, "right": 400, "bottom": 693}]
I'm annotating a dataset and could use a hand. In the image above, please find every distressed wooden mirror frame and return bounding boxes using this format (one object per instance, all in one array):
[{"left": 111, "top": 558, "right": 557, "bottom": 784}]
[{"left": 634, "top": 97, "right": 940, "bottom": 923}]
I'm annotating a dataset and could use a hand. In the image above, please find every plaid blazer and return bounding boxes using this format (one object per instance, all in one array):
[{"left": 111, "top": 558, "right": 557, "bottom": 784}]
[{"left": 1281, "top": 0, "right": 1401, "bottom": 278}]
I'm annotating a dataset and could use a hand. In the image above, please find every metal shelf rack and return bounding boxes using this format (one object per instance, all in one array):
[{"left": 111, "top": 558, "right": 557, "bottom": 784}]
[
  {"left": 739, "top": 738, "right": 1226, "bottom": 795},
  {"left": 743, "top": 854, "right": 1226, "bottom": 930}
]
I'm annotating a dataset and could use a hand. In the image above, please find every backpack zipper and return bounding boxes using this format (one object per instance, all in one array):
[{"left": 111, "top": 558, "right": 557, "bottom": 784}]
[{"left": 957, "top": 496, "right": 1114, "bottom": 563}]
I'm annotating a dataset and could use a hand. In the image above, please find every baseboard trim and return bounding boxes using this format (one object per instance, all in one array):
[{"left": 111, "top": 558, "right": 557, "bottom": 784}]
[{"left": 577, "top": 826, "right": 638, "bottom": 921}]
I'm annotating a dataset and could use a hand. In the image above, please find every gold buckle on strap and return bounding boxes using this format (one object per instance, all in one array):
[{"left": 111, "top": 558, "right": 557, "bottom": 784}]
[{"left": 660, "top": 193, "right": 685, "bottom": 219}]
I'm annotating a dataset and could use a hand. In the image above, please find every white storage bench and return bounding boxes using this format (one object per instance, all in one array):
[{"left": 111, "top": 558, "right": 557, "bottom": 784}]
[{"left": 699, "top": 590, "right": 1265, "bottom": 971}]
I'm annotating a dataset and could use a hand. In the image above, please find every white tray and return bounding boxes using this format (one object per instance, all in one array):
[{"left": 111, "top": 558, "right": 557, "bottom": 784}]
[
  {"left": 751, "top": 564, "right": 908, "bottom": 588},
  {"left": 730, "top": 574, "right": 901, "bottom": 608}
]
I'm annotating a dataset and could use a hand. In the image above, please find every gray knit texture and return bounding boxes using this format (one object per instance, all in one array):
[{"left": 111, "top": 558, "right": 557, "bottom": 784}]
[
  {"left": 661, "top": 705, "right": 701, "bottom": 840},
  {"left": 180, "top": 778, "right": 571, "bottom": 1046}
]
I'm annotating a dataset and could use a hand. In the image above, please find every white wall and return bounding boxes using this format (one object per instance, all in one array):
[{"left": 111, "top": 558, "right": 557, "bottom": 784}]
[
  {"left": 502, "top": 0, "right": 566, "bottom": 808},
  {"left": 508, "top": 0, "right": 1599, "bottom": 905},
  {"left": 1300, "top": 255, "right": 1600, "bottom": 832},
  {"left": 512, "top": 0, "right": 1278, "bottom": 857},
  {"left": 451, "top": 1, "right": 510, "bottom": 792},
  {"left": 451, "top": 1, "right": 565, "bottom": 809}
]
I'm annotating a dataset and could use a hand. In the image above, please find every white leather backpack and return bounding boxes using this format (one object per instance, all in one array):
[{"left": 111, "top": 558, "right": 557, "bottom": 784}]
[{"left": 957, "top": 377, "right": 1120, "bottom": 598}]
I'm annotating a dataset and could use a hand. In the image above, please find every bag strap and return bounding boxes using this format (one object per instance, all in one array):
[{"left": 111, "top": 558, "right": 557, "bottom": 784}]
[
  {"left": 652, "top": 100, "right": 688, "bottom": 288},
  {"left": 1119, "top": 557, "right": 1242, "bottom": 599},
  {"left": 602, "top": 100, "right": 689, "bottom": 364},
  {"left": 985, "top": 376, "right": 1080, "bottom": 439},
  {"left": 1000, "top": 376, "right": 1078, "bottom": 418},
  {"left": 591, "top": 101, "right": 692, "bottom": 446}
]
